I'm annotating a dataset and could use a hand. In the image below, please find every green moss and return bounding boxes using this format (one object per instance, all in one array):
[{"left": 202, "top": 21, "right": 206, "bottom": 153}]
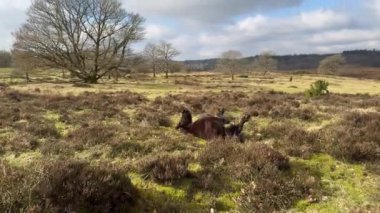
[
  {"left": 4, "top": 151, "right": 43, "bottom": 167},
  {"left": 198, "top": 139, "right": 207, "bottom": 146},
  {"left": 291, "top": 154, "right": 380, "bottom": 212},
  {"left": 216, "top": 192, "right": 239, "bottom": 210},
  {"left": 130, "top": 173, "right": 187, "bottom": 199},
  {"left": 44, "top": 111, "right": 72, "bottom": 137},
  {"left": 188, "top": 163, "right": 202, "bottom": 173}
]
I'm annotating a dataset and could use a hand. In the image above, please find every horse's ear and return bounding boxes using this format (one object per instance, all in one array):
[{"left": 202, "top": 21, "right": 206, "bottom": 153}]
[
  {"left": 182, "top": 108, "right": 191, "bottom": 114},
  {"left": 218, "top": 108, "right": 225, "bottom": 114}
]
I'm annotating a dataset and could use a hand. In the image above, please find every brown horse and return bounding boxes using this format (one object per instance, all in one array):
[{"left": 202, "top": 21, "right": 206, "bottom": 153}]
[{"left": 176, "top": 109, "right": 251, "bottom": 141}]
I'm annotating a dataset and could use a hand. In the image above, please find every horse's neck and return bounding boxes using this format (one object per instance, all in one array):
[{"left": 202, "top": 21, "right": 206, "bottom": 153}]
[{"left": 180, "top": 124, "right": 194, "bottom": 134}]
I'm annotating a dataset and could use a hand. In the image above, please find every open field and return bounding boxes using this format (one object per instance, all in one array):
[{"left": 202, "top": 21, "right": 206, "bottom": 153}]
[{"left": 1, "top": 68, "right": 380, "bottom": 212}]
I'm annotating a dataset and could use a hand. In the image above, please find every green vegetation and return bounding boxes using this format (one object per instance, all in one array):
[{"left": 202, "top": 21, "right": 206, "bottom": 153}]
[
  {"left": 305, "top": 80, "right": 330, "bottom": 97},
  {"left": 0, "top": 69, "right": 379, "bottom": 212}
]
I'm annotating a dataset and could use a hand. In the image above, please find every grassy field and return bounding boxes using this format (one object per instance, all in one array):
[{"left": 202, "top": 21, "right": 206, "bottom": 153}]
[{"left": 0, "top": 68, "right": 380, "bottom": 212}]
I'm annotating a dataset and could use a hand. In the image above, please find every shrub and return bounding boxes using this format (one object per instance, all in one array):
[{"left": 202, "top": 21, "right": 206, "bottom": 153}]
[
  {"left": 261, "top": 123, "right": 321, "bottom": 159},
  {"left": 138, "top": 153, "right": 191, "bottom": 183},
  {"left": 305, "top": 80, "right": 329, "bottom": 97},
  {"left": 39, "top": 140, "right": 76, "bottom": 156},
  {"left": 282, "top": 128, "right": 321, "bottom": 158},
  {"left": 134, "top": 107, "right": 172, "bottom": 127},
  {"left": 324, "top": 112, "right": 380, "bottom": 162},
  {"left": 0, "top": 161, "right": 42, "bottom": 212},
  {"left": 9, "top": 133, "right": 39, "bottom": 152},
  {"left": 233, "top": 143, "right": 290, "bottom": 180},
  {"left": 198, "top": 140, "right": 290, "bottom": 181},
  {"left": 238, "top": 165, "right": 322, "bottom": 212},
  {"left": 24, "top": 120, "right": 61, "bottom": 139},
  {"left": 67, "top": 122, "right": 118, "bottom": 147},
  {"left": 247, "top": 91, "right": 301, "bottom": 117},
  {"left": 34, "top": 160, "right": 139, "bottom": 212}
]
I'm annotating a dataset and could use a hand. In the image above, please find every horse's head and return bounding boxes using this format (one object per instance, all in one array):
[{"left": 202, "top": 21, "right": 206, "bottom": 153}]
[{"left": 176, "top": 108, "right": 193, "bottom": 129}]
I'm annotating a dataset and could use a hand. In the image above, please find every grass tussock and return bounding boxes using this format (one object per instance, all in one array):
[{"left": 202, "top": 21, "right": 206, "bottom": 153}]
[
  {"left": 237, "top": 165, "right": 322, "bottom": 213},
  {"left": 67, "top": 122, "right": 118, "bottom": 148},
  {"left": 138, "top": 153, "right": 191, "bottom": 183},
  {"left": 0, "top": 161, "right": 42, "bottom": 212},
  {"left": 34, "top": 160, "right": 139, "bottom": 212},
  {"left": 324, "top": 112, "right": 380, "bottom": 162},
  {"left": 134, "top": 107, "right": 172, "bottom": 127}
]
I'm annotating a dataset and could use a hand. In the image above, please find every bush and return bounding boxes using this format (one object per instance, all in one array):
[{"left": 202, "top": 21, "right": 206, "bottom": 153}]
[
  {"left": 238, "top": 165, "right": 322, "bottom": 212},
  {"left": 0, "top": 161, "right": 42, "bottom": 212},
  {"left": 34, "top": 160, "right": 139, "bottom": 212},
  {"left": 198, "top": 140, "right": 290, "bottom": 181},
  {"left": 233, "top": 143, "right": 290, "bottom": 180},
  {"left": 67, "top": 122, "right": 118, "bottom": 147},
  {"left": 305, "top": 80, "right": 329, "bottom": 97},
  {"left": 134, "top": 107, "right": 172, "bottom": 127},
  {"left": 324, "top": 112, "right": 380, "bottom": 162},
  {"left": 260, "top": 123, "right": 321, "bottom": 159},
  {"left": 282, "top": 128, "right": 321, "bottom": 158},
  {"left": 138, "top": 153, "right": 191, "bottom": 183}
]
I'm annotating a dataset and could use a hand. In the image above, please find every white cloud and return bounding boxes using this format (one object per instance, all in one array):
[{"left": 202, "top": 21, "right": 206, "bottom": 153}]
[
  {"left": 0, "top": 0, "right": 379, "bottom": 59},
  {"left": 145, "top": 25, "right": 172, "bottom": 40},
  {"left": 195, "top": 9, "right": 380, "bottom": 58},
  {"left": 124, "top": 0, "right": 303, "bottom": 23}
]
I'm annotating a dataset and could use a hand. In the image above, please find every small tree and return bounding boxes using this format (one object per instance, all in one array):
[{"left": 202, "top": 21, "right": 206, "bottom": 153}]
[
  {"left": 318, "top": 54, "right": 345, "bottom": 74},
  {"left": 253, "top": 52, "right": 278, "bottom": 75},
  {"left": 157, "top": 41, "right": 180, "bottom": 79},
  {"left": 218, "top": 50, "right": 243, "bottom": 80},
  {"left": 143, "top": 43, "right": 159, "bottom": 78},
  {"left": 12, "top": 0, "right": 145, "bottom": 83},
  {"left": 305, "top": 80, "right": 330, "bottom": 97}
]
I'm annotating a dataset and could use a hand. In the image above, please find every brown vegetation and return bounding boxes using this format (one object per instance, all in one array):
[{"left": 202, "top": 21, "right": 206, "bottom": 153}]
[
  {"left": 34, "top": 160, "right": 139, "bottom": 212},
  {"left": 138, "top": 153, "right": 191, "bottom": 183}
]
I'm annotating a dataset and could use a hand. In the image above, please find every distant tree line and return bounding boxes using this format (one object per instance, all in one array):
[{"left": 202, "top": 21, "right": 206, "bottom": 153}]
[
  {"left": 217, "top": 50, "right": 278, "bottom": 80},
  {"left": 0, "top": 51, "right": 12, "bottom": 68},
  {"left": 184, "top": 49, "right": 380, "bottom": 72}
]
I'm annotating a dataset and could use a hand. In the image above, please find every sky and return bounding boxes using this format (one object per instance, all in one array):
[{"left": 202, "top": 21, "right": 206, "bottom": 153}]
[{"left": 0, "top": 0, "right": 380, "bottom": 60}]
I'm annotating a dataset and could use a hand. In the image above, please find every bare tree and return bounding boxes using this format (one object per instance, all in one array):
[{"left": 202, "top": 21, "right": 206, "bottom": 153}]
[
  {"left": 12, "top": 0, "right": 144, "bottom": 83},
  {"left": 143, "top": 43, "right": 159, "bottom": 78},
  {"left": 318, "top": 54, "right": 345, "bottom": 74},
  {"left": 253, "top": 52, "right": 278, "bottom": 75},
  {"left": 218, "top": 50, "right": 243, "bottom": 80},
  {"left": 157, "top": 41, "right": 180, "bottom": 79}
]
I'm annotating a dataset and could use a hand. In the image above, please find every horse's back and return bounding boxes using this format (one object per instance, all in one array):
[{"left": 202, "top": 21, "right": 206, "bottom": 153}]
[{"left": 191, "top": 117, "right": 225, "bottom": 139}]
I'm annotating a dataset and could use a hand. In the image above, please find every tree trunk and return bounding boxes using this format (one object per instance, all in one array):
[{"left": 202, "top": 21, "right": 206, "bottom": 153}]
[
  {"left": 62, "top": 70, "right": 66, "bottom": 78},
  {"left": 84, "top": 76, "right": 98, "bottom": 84},
  {"left": 25, "top": 72, "right": 30, "bottom": 82},
  {"left": 115, "top": 70, "right": 119, "bottom": 82},
  {"left": 231, "top": 71, "right": 234, "bottom": 81}
]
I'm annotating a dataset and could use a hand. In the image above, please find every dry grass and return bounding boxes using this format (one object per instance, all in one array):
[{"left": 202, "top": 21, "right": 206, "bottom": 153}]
[{"left": 0, "top": 72, "right": 379, "bottom": 212}]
